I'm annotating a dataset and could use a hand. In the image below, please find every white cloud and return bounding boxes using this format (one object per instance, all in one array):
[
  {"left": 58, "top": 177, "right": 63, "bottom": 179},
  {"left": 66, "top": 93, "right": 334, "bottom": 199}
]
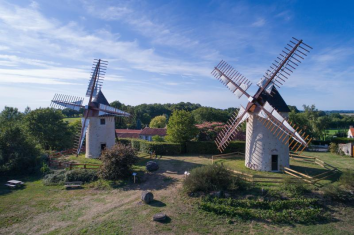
[{"left": 251, "top": 18, "right": 265, "bottom": 27}]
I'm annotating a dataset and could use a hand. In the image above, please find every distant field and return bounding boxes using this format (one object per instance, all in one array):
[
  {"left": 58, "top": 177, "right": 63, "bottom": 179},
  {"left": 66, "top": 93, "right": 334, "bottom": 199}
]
[
  {"left": 340, "top": 113, "right": 354, "bottom": 116},
  {"left": 63, "top": 117, "right": 81, "bottom": 123}
]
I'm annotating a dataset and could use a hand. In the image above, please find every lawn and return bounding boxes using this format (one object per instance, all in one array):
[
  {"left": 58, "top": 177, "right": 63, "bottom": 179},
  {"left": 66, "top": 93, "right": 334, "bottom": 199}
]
[
  {"left": 0, "top": 152, "right": 353, "bottom": 234},
  {"left": 63, "top": 117, "right": 81, "bottom": 124}
]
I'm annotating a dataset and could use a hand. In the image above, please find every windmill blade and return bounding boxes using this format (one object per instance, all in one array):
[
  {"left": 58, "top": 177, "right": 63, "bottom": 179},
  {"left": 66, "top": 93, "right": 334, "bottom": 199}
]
[
  {"left": 97, "top": 104, "right": 131, "bottom": 117},
  {"left": 215, "top": 106, "right": 250, "bottom": 153},
  {"left": 76, "top": 118, "right": 89, "bottom": 155},
  {"left": 50, "top": 94, "right": 84, "bottom": 111},
  {"left": 86, "top": 59, "right": 108, "bottom": 98},
  {"left": 211, "top": 60, "right": 252, "bottom": 99},
  {"left": 257, "top": 101, "right": 307, "bottom": 147},
  {"left": 256, "top": 38, "right": 312, "bottom": 96}
]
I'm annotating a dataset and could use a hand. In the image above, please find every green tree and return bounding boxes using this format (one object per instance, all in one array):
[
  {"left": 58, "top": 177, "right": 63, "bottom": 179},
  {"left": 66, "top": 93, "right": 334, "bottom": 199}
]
[
  {"left": 149, "top": 115, "right": 166, "bottom": 128},
  {"left": 152, "top": 135, "right": 165, "bottom": 142},
  {"left": 25, "top": 108, "right": 75, "bottom": 150},
  {"left": 166, "top": 110, "right": 199, "bottom": 143},
  {"left": 192, "top": 107, "right": 229, "bottom": 124},
  {"left": 0, "top": 107, "right": 41, "bottom": 174}
]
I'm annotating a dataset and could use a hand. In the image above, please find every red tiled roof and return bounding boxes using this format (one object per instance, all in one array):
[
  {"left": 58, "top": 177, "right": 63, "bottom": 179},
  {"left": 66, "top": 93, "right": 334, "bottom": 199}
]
[
  {"left": 116, "top": 129, "right": 141, "bottom": 139},
  {"left": 350, "top": 127, "right": 354, "bottom": 137},
  {"left": 140, "top": 127, "right": 167, "bottom": 136}
]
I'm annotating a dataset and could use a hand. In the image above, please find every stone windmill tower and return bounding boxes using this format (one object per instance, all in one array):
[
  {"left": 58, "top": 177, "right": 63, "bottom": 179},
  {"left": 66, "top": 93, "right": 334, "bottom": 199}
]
[
  {"left": 50, "top": 59, "right": 131, "bottom": 158},
  {"left": 212, "top": 38, "right": 313, "bottom": 172}
]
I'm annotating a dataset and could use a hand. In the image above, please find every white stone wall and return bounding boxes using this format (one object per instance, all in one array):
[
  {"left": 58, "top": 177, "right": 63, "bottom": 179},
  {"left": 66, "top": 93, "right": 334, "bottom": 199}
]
[
  {"left": 86, "top": 117, "right": 115, "bottom": 159},
  {"left": 245, "top": 112, "right": 289, "bottom": 172}
]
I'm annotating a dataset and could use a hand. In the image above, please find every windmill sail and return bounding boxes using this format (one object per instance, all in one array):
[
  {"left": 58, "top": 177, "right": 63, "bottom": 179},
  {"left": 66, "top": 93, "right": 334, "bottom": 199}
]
[
  {"left": 256, "top": 37, "right": 312, "bottom": 95},
  {"left": 212, "top": 60, "right": 252, "bottom": 99},
  {"left": 98, "top": 104, "right": 131, "bottom": 117},
  {"left": 258, "top": 101, "right": 307, "bottom": 146},
  {"left": 77, "top": 118, "right": 89, "bottom": 155},
  {"left": 86, "top": 59, "right": 108, "bottom": 98},
  {"left": 51, "top": 94, "right": 84, "bottom": 111},
  {"left": 215, "top": 106, "right": 250, "bottom": 152}
]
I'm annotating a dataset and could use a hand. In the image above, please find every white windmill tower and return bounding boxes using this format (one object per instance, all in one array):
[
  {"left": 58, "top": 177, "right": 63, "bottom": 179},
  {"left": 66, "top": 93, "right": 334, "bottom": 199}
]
[
  {"left": 212, "top": 37, "right": 313, "bottom": 172},
  {"left": 50, "top": 59, "right": 131, "bottom": 158}
]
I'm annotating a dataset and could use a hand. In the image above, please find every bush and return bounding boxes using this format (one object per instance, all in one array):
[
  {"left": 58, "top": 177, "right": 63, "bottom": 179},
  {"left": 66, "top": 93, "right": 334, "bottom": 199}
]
[
  {"left": 328, "top": 142, "right": 338, "bottom": 153},
  {"left": 322, "top": 184, "right": 353, "bottom": 202},
  {"left": 152, "top": 135, "right": 165, "bottom": 142},
  {"left": 99, "top": 143, "right": 139, "bottom": 180},
  {"left": 183, "top": 164, "right": 245, "bottom": 193},
  {"left": 339, "top": 169, "right": 354, "bottom": 190},
  {"left": 40, "top": 162, "right": 51, "bottom": 175},
  {"left": 43, "top": 170, "right": 66, "bottom": 185},
  {"left": 65, "top": 169, "right": 98, "bottom": 183},
  {"left": 331, "top": 137, "right": 354, "bottom": 144},
  {"left": 186, "top": 141, "right": 245, "bottom": 154},
  {"left": 280, "top": 177, "right": 308, "bottom": 197}
]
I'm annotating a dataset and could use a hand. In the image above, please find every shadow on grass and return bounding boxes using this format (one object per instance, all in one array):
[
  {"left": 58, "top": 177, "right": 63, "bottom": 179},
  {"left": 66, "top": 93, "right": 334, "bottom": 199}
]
[
  {"left": 0, "top": 173, "right": 42, "bottom": 197},
  {"left": 149, "top": 200, "right": 166, "bottom": 207}
]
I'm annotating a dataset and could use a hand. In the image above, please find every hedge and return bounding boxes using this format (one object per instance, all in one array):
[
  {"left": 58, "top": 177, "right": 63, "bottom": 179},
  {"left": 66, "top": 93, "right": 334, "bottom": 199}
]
[
  {"left": 186, "top": 141, "right": 245, "bottom": 154},
  {"left": 311, "top": 138, "right": 354, "bottom": 146},
  {"left": 118, "top": 138, "right": 245, "bottom": 155},
  {"left": 118, "top": 138, "right": 183, "bottom": 155}
]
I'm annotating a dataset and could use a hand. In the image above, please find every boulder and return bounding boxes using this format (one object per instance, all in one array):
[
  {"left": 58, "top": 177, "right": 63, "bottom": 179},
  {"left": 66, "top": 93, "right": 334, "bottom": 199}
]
[
  {"left": 153, "top": 213, "right": 167, "bottom": 222},
  {"left": 146, "top": 161, "right": 159, "bottom": 172},
  {"left": 141, "top": 191, "right": 154, "bottom": 203}
]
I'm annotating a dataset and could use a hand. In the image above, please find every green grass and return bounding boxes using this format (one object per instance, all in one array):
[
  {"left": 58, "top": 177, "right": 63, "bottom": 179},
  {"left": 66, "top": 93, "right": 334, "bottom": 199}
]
[
  {"left": 63, "top": 117, "right": 81, "bottom": 124},
  {"left": 0, "top": 153, "right": 353, "bottom": 234}
]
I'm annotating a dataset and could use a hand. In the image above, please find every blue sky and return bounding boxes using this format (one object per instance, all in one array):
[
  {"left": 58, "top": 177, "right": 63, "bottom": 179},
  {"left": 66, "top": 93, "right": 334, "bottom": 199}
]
[{"left": 0, "top": 0, "right": 353, "bottom": 111}]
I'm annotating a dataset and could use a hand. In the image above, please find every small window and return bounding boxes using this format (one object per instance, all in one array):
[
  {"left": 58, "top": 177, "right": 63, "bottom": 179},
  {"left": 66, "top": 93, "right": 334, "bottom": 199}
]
[
  {"left": 100, "top": 118, "right": 106, "bottom": 125},
  {"left": 101, "top": 143, "right": 106, "bottom": 151}
]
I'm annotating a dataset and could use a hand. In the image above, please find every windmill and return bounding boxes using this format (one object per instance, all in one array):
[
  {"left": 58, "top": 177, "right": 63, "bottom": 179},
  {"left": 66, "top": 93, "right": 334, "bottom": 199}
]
[
  {"left": 212, "top": 37, "right": 313, "bottom": 171},
  {"left": 50, "top": 59, "right": 131, "bottom": 158}
]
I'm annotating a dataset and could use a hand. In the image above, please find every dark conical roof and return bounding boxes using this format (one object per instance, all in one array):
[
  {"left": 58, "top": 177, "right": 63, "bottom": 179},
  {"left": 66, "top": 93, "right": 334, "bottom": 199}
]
[
  {"left": 93, "top": 90, "right": 110, "bottom": 106},
  {"left": 258, "top": 86, "right": 290, "bottom": 113}
]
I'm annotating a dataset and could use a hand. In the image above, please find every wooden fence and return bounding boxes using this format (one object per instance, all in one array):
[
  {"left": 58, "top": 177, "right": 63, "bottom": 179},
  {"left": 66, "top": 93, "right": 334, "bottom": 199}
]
[{"left": 212, "top": 151, "right": 340, "bottom": 186}]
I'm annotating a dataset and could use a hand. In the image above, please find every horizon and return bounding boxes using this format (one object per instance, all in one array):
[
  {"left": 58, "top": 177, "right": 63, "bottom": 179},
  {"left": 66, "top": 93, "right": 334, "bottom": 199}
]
[{"left": 0, "top": 0, "right": 353, "bottom": 111}]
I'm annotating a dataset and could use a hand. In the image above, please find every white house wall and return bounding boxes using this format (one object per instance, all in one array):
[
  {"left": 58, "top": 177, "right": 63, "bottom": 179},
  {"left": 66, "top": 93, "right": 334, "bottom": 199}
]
[{"left": 245, "top": 112, "right": 289, "bottom": 171}]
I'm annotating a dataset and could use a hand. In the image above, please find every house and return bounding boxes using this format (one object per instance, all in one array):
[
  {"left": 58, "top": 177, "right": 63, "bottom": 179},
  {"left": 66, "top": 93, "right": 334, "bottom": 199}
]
[
  {"left": 115, "top": 129, "right": 141, "bottom": 139},
  {"left": 347, "top": 126, "right": 354, "bottom": 138},
  {"left": 139, "top": 127, "right": 167, "bottom": 141},
  {"left": 338, "top": 143, "right": 354, "bottom": 157}
]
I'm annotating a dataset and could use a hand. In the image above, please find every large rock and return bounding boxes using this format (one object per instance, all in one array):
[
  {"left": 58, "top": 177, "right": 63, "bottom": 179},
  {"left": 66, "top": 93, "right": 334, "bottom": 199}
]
[
  {"left": 153, "top": 213, "right": 167, "bottom": 222},
  {"left": 146, "top": 161, "right": 159, "bottom": 172},
  {"left": 141, "top": 191, "right": 154, "bottom": 203}
]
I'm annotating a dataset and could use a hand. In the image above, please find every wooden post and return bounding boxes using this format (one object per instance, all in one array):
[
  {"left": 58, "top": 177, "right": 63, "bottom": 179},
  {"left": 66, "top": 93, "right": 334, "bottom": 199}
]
[
  {"left": 69, "top": 163, "right": 72, "bottom": 170},
  {"left": 84, "top": 164, "right": 86, "bottom": 169}
]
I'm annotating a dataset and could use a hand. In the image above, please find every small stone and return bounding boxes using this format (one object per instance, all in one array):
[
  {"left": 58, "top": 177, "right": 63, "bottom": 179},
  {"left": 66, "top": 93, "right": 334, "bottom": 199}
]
[
  {"left": 141, "top": 191, "right": 154, "bottom": 203},
  {"left": 146, "top": 161, "right": 159, "bottom": 172},
  {"left": 153, "top": 213, "right": 167, "bottom": 221}
]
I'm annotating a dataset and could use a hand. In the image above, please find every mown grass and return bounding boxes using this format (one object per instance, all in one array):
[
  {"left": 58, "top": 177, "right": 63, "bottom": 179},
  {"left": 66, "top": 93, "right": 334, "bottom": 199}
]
[
  {"left": 0, "top": 153, "right": 353, "bottom": 234},
  {"left": 63, "top": 117, "right": 81, "bottom": 124}
]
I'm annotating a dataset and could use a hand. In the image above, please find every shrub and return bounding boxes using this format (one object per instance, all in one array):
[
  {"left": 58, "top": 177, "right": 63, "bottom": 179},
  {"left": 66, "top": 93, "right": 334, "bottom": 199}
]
[
  {"left": 65, "top": 169, "right": 98, "bottom": 183},
  {"left": 186, "top": 141, "right": 245, "bottom": 154},
  {"left": 99, "top": 143, "right": 139, "bottom": 180},
  {"left": 331, "top": 137, "right": 354, "bottom": 144},
  {"left": 322, "top": 184, "right": 353, "bottom": 202},
  {"left": 183, "top": 164, "right": 245, "bottom": 193},
  {"left": 339, "top": 169, "right": 354, "bottom": 190},
  {"left": 43, "top": 170, "right": 66, "bottom": 185},
  {"left": 40, "top": 162, "right": 51, "bottom": 175},
  {"left": 280, "top": 177, "right": 308, "bottom": 197},
  {"left": 152, "top": 135, "right": 165, "bottom": 142},
  {"left": 329, "top": 142, "right": 338, "bottom": 153}
]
